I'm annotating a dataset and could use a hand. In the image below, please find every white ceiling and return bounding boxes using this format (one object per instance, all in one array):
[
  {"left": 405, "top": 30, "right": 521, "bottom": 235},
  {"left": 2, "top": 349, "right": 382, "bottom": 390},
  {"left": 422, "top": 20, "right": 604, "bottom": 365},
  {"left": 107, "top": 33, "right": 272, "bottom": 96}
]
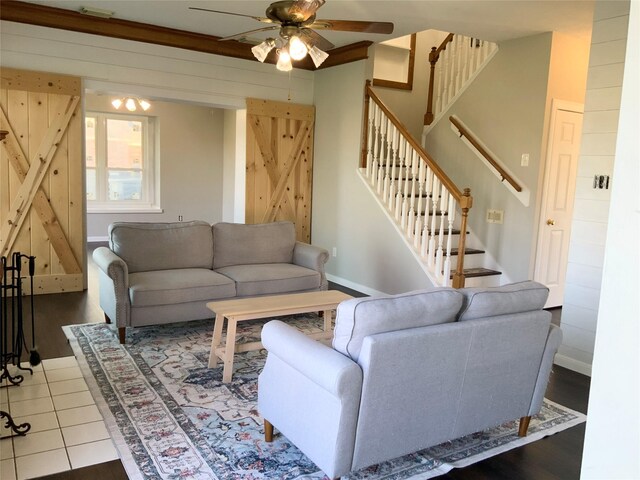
[{"left": 21, "top": 0, "right": 596, "bottom": 48}]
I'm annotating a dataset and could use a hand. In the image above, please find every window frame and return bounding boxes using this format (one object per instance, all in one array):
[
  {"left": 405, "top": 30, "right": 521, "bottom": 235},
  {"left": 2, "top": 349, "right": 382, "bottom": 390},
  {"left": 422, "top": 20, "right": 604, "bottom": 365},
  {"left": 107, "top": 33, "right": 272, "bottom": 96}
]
[{"left": 85, "top": 111, "right": 161, "bottom": 213}]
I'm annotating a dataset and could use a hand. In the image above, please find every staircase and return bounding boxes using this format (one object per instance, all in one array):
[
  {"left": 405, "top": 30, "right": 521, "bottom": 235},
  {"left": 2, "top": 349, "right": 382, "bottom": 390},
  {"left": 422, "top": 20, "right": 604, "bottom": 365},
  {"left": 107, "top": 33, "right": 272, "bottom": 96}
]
[{"left": 360, "top": 33, "right": 502, "bottom": 288}]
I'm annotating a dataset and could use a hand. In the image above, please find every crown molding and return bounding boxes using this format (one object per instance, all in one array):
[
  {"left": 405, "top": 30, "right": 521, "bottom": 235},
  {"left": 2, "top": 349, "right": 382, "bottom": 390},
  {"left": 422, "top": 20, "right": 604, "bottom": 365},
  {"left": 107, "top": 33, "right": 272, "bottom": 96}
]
[{"left": 0, "top": 1, "right": 372, "bottom": 71}]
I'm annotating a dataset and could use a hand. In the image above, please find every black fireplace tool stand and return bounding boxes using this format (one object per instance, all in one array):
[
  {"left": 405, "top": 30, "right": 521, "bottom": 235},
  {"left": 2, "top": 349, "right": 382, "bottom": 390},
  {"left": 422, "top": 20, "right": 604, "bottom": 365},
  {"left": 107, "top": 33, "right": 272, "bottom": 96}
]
[{"left": 1, "top": 252, "right": 38, "bottom": 438}]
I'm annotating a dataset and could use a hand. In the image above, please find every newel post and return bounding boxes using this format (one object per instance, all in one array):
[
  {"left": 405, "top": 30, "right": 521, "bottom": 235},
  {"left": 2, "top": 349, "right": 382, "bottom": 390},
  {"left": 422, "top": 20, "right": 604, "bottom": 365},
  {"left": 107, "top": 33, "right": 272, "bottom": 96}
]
[
  {"left": 361, "top": 80, "right": 372, "bottom": 169},
  {"left": 424, "top": 47, "right": 438, "bottom": 126},
  {"left": 452, "top": 188, "right": 473, "bottom": 288}
]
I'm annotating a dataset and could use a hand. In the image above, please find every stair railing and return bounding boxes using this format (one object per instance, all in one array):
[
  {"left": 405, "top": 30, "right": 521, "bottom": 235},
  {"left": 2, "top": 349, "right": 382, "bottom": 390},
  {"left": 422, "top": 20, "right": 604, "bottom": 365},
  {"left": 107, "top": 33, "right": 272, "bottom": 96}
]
[
  {"left": 424, "top": 34, "right": 498, "bottom": 126},
  {"left": 362, "top": 81, "right": 473, "bottom": 288}
]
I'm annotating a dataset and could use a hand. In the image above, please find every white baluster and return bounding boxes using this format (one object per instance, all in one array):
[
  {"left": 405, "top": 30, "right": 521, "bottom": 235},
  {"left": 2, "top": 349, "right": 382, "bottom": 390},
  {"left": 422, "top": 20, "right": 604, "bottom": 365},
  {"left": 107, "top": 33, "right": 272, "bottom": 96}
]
[
  {"left": 395, "top": 138, "right": 407, "bottom": 220},
  {"left": 377, "top": 113, "right": 388, "bottom": 194},
  {"left": 371, "top": 105, "right": 381, "bottom": 187},
  {"left": 407, "top": 152, "right": 418, "bottom": 240},
  {"left": 428, "top": 177, "right": 440, "bottom": 267},
  {"left": 443, "top": 193, "right": 456, "bottom": 286},
  {"left": 435, "top": 184, "right": 447, "bottom": 282},
  {"left": 401, "top": 149, "right": 413, "bottom": 229},
  {"left": 389, "top": 125, "right": 399, "bottom": 210},
  {"left": 383, "top": 119, "right": 393, "bottom": 199},
  {"left": 455, "top": 35, "right": 463, "bottom": 94},
  {"left": 365, "top": 103, "right": 375, "bottom": 179},
  {"left": 414, "top": 161, "right": 425, "bottom": 248}
]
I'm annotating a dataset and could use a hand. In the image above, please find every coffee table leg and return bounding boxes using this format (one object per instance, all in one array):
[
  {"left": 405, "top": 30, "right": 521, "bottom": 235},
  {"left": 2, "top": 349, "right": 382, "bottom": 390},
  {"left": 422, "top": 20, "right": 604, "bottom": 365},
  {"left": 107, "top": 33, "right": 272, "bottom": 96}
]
[
  {"left": 209, "top": 313, "right": 225, "bottom": 368},
  {"left": 323, "top": 309, "right": 332, "bottom": 334},
  {"left": 222, "top": 318, "right": 238, "bottom": 383}
]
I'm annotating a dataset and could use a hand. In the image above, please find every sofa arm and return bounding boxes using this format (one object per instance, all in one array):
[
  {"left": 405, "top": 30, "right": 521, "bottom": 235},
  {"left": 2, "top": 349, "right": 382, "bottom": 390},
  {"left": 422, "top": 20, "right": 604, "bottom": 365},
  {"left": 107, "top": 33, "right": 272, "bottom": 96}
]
[
  {"left": 261, "top": 320, "right": 360, "bottom": 395},
  {"left": 92, "top": 247, "right": 130, "bottom": 327},
  {"left": 258, "top": 320, "right": 362, "bottom": 479},
  {"left": 529, "top": 324, "right": 563, "bottom": 415},
  {"left": 293, "top": 241, "right": 329, "bottom": 290}
]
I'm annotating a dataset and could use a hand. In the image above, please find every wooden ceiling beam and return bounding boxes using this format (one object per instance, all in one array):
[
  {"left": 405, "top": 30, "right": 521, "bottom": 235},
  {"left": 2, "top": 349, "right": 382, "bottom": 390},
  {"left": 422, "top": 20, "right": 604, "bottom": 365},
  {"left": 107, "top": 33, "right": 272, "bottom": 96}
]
[{"left": 0, "top": 1, "right": 372, "bottom": 71}]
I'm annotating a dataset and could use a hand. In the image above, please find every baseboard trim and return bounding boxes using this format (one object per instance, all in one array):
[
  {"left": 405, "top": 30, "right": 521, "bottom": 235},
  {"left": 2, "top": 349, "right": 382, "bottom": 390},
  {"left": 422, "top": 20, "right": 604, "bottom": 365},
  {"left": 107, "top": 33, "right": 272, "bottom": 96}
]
[
  {"left": 326, "top": 273, "right": 386, "bottom": 297},
  {"left": 88, "top": 235, "right": 109, "bottom": 243},
  {"left": 554, "top": 354, "right": 592, "bottom": 377}
]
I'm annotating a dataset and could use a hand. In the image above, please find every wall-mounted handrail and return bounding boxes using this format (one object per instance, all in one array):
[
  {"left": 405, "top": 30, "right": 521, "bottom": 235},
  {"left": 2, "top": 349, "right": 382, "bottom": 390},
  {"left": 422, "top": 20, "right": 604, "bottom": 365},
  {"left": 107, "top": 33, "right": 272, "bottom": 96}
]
[
  {"left": 449, "top": 116, "right": 523, "bottom": 192},
  {"left": 362, "top": 81, "right": 473, "bottom": 288}
]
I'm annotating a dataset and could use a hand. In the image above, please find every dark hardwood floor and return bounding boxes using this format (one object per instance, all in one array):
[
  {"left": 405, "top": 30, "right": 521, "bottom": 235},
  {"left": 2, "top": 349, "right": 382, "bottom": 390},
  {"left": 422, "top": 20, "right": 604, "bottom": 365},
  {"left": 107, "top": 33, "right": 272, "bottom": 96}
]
[{"left": 26, "top": 245, "right": 588, "bottom": 479}]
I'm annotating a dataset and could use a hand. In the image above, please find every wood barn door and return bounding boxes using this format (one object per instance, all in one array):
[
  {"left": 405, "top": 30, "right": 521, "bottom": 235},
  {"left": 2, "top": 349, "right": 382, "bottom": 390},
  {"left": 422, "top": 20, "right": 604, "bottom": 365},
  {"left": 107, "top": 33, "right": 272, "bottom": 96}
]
[
  {"left": 245, "top": 98, "right": 314, "bottom": 242},
  {"left": 0, "top": 68, "right": 84, "bottom": 294}
]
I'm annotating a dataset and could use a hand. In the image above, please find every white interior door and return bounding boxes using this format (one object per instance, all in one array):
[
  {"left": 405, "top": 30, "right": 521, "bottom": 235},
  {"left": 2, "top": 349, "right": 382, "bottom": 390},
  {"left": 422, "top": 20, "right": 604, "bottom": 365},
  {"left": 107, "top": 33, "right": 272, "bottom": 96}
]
[{"left": 534, "top": 102, "right": 583, "bottom": 307}]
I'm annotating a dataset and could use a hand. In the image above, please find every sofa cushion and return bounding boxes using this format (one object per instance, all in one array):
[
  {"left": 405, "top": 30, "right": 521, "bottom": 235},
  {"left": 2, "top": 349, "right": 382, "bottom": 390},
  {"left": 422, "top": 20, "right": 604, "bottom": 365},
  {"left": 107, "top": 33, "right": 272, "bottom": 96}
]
[
  {"left": 109, "top": 221, "right": 214, "bottom": 273},
  {"left": 215, "top": 264, "right": 321, "bottom": 297},
  {"left": 333, "top": 288, "right": 463, "bottom": 362},
  {"left": 457, "top": 281, "right": 549, "bottom": 322},
  {"left": 128, "top": 268, "right": 235, "bottom": 307},
  {"left": 213, "top": 222, "right": 296, "bottom": 269}
]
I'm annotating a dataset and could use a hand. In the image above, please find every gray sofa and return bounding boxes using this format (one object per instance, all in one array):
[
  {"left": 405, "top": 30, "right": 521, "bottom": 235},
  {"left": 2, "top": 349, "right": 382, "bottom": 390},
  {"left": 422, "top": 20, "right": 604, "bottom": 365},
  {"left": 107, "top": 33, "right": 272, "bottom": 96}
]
[
  {"left": 93, "top": 221, "right": 329, "bottom": 344},
  {"left": 258, "top": 281, "right": 561, "bottom": 479}
]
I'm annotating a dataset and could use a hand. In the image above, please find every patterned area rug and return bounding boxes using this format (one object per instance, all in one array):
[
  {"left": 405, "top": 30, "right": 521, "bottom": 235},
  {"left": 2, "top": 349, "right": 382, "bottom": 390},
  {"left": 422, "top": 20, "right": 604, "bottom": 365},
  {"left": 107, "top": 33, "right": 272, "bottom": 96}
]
[{"left": 63, "top": 316, "right": 586, "bottom": 480}]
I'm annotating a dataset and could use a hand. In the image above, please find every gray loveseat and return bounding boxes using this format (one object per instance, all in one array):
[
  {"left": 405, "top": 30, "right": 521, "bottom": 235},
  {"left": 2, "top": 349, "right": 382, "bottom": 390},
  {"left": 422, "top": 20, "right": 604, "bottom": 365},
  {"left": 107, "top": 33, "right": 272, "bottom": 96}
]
[
  {"left": 258, "top": 281, "right": 561, "bottom": 479},
  {"left": 93, "top": 221, "right": 329, "bottom": 344}
]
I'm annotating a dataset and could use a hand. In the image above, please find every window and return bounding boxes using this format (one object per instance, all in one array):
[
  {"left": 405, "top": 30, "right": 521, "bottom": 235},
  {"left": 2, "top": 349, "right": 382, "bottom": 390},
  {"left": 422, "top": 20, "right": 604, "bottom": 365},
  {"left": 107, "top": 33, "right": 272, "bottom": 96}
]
[{"left": 85, "top": 112, "right": 159, "bottom": 212}]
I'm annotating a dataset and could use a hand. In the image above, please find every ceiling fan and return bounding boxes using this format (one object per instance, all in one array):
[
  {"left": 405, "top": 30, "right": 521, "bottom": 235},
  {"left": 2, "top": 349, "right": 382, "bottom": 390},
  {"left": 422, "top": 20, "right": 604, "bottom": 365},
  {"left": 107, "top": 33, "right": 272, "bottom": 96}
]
[{"left": 189, "top": 0, "right": 394, "bottom": 70}]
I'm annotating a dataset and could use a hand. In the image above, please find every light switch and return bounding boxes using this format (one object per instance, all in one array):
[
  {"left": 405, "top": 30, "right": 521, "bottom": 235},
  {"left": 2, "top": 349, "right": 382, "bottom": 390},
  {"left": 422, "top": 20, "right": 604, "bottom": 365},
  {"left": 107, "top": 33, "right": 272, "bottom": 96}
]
[{"left": 521, "top": 154, "right": 529, "bottom": 167}]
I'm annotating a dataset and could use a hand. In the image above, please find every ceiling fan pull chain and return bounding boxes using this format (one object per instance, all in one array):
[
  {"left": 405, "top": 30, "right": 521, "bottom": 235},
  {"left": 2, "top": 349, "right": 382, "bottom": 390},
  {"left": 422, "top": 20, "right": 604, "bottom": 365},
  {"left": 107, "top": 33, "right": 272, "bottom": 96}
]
[{"left": 288, "top": 70, "right": 292, "bottom": 102}]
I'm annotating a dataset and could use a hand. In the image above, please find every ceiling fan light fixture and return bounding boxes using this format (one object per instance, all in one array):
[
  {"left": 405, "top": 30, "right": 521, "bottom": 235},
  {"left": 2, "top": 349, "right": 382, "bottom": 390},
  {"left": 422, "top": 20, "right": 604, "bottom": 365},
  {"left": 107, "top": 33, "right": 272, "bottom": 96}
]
[
  {"left": 251, "top": 38, "right": 276, "bottom": 63},
  {"left": 276, "top": 49, "right": 293, "bottom": 72},
  {"left": 308, "top": 45, "right": 329, "bottom": 68},
  {"left": 288, "top": 35, "right": 308, "bottom": 60}
]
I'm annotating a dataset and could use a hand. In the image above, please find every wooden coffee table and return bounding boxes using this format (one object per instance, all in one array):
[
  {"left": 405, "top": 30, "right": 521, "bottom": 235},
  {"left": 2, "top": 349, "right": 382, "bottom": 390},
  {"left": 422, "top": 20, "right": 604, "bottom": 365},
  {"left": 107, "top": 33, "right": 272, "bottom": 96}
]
[{"left": 207, "top": 290, "right": 352, "bottom": 382}]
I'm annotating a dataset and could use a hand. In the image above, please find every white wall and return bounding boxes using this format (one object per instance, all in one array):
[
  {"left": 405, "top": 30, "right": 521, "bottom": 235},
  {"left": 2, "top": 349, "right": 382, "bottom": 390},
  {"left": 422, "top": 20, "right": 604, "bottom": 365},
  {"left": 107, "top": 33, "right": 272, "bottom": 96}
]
[
  {"left": 312, "top": 60, "right": 434, "bottom": 295},
  {"left": 85, "top": 94, "right": 225, "bottom": 238},
  {"left": 581, "top": 1, "right": 638, "bottom": 477},
  {"left": 557, "top": 0, "right": 630, "bottom": 375}
]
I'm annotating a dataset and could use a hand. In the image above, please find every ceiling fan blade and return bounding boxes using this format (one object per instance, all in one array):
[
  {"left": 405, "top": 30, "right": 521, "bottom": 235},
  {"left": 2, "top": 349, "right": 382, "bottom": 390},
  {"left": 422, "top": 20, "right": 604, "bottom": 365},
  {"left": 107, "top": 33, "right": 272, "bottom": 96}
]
[
  {"left": 219, "top": 26, "right": 280, "bottom": 42},
  {"left": 310, "top": 19, "right": 394, "bottom": 34},
  {"left": 300, "top": 28, "right": 334, "bottom": 51},
  {"left": 288, "top": 0, "right": 326, "bottom": 22},
  {"left": 188, "top": 6, "right": 273, "bottom": 24}
]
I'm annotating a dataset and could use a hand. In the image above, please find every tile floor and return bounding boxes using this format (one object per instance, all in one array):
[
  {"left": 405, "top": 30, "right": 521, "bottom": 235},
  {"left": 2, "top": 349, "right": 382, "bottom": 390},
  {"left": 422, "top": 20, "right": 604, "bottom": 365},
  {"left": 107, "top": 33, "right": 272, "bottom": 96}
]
[{"left": 1, "top": 356, "right": 119, "bottom": 480}]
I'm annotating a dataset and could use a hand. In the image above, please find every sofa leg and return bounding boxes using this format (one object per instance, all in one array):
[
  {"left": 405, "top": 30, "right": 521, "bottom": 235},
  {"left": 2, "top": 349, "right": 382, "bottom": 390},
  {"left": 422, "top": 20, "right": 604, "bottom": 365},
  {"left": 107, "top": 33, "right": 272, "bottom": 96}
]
[
  {"left": 518, "top": 416, "right": 531, "bottom": 437},
  {"left": 118, "top": 327, "right": 126, "bottom": 345},
  {"left": 264, "top": 419, "right": 274, "bottom": 442},
  {"left": 104, "top": 313, "right": 112, "bottom": 324}
]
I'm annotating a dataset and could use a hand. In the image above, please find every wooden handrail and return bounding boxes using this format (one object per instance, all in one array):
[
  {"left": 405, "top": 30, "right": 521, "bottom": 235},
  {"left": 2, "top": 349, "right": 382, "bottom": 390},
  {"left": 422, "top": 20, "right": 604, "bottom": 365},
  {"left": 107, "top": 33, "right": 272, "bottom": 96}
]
[
  {"left": 449, "top": 116, "right": 523, "bottom": 193},
  {"left": 366, "top": 83, "right": 463, "bottom": 201},
  {"left": 424, "top": 33, "right": 454, "bottom": 125}
]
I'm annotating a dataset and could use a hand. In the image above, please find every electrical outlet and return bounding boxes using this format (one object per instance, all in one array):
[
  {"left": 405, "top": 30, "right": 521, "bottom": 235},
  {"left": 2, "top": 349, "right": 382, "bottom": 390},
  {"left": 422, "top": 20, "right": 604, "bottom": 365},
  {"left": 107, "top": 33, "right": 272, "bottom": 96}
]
[
  {"left": 521, "top": 153, "right": 529, "bottom": 167},
  {"left": 332, "top": 247, "right": 337, "bottom": 258},
  {"left": 486, "top": 209, "right": 504, "bottom": 224},
  {"left": 178, "top": 215, "right": 183, "bottom": 222}
]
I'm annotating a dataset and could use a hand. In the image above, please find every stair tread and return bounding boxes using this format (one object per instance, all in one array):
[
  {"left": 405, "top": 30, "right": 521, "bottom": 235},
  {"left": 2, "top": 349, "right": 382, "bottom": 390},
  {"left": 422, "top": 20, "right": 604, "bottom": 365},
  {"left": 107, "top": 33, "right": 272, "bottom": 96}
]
[
  {"left": 451, "top": 267, "right": 502, "bottom": 279},
  {"left": 451, "top": 247, "right": 484, "bottom": 255}
]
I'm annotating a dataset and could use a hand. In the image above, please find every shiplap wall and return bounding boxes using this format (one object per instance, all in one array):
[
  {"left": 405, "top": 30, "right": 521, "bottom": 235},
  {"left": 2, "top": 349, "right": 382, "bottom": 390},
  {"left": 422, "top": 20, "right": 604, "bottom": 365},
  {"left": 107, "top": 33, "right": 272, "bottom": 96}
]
[
  {"left": 0, "top": 21, "right": 314, "bottom": 108},
  {"left": 557, "top": 1, "right": 630, "bottom": 375}
]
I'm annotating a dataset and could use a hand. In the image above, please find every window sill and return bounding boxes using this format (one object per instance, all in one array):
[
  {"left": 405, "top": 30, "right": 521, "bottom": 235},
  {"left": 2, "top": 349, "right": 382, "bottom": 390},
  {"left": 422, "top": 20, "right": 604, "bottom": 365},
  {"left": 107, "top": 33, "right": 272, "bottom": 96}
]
[{"left": 88, "top": 206, "right": 164, "bottom": 214}]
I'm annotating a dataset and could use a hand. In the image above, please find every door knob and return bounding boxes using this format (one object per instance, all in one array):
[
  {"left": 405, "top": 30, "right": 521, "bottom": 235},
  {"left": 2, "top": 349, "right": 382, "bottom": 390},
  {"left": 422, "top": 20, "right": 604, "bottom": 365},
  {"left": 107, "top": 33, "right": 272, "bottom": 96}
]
[{"left": 546, "top": 219, "right": 555, "bottom": 226}]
